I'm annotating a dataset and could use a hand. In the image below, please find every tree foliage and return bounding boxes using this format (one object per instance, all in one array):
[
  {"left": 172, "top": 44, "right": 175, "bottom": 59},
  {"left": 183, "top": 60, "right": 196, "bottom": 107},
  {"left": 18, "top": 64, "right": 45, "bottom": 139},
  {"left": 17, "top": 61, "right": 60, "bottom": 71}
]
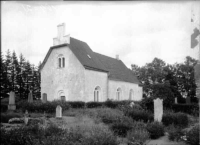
[
  {"left": 0, "top": 50, "right": 41, "bottom": 100},
  {"left": 131, "top": 56, "right": 198, "bottom": 106}
]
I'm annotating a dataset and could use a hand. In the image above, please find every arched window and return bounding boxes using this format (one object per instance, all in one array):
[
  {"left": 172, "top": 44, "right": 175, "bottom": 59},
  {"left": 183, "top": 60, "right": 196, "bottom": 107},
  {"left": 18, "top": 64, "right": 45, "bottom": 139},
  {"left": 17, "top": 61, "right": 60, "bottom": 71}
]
[
  {"left": 116, "top": 88, "right": 121, "bottom": 101},
  {"left": 58, "top": 55, "right": 65, "bottom": 68},
  {"left": 94, "top": 86, "right": 100, "bottom": 102},
  {"left": 129, "top": 89, "right": 134, "bottom": 100}
]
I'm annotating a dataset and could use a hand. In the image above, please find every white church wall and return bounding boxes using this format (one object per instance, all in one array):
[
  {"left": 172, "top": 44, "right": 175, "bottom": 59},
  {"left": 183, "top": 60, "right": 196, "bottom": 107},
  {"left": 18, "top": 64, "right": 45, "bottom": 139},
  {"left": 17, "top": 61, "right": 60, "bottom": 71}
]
[
  {"left": 108, "top": 80, "right": 143, "bottom": 101},
  {"left": 84, "top": 69, "right": 108, "bottom": 102},
  {"left": 41, "top": 45, "right": 85, "bottom": 101}
]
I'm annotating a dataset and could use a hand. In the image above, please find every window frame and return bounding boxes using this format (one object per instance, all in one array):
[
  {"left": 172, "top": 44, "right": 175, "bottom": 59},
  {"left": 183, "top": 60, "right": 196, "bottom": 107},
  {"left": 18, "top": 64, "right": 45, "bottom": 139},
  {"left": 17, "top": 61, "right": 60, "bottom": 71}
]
[{"left": 58, "top": 55, "right": 65, "bottom": 68}]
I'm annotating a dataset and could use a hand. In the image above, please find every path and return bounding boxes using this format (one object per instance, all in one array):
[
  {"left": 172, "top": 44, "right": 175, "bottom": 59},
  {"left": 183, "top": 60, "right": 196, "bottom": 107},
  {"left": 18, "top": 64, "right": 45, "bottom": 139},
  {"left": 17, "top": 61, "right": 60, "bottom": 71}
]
[{"left": 145, "top": 135, "right": 187, "bottom": 145}]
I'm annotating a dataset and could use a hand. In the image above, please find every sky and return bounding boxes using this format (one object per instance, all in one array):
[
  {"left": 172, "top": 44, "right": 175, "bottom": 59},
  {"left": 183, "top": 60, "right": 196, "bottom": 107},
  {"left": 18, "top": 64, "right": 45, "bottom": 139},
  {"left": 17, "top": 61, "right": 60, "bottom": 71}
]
[{"left": 2, "top": 1, "right": 200, "bottom": 68}]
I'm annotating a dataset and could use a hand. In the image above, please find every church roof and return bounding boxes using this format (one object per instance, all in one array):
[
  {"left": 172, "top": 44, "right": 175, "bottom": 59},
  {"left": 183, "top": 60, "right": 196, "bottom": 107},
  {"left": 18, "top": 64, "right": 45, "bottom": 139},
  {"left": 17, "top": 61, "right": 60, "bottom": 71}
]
[{"left": 40, "top": 37, "right": 140, "bottom": 84}]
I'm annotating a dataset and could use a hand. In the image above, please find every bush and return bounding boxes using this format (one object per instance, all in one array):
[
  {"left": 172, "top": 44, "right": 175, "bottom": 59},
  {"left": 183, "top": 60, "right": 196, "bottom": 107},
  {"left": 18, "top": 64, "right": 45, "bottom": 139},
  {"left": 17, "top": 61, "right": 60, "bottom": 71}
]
[
  {"left": 162, "top": 112, "right": 188, "bottom": 127},
  {"left": 172, "top": 104, "right": 199, "bottom": 116},
  {"left": 110, "top": 116, "right": 133, "bottom": 137},
  {"left": 67, "top": 101, "right": 85, "bottom": 108},
  {"left": 86, "top": 102, "right": 104, "bottom": 108},
  {"left": 125, "top": 108, "right": 153, "bottom": 123},
  {"left": 1, "top": 104, "right": 7, "bottom": 112},
  {"left": 1, "top": 121, "right": 118, "bottom": 145},
  {"left": 186, "top": 124, "right": 199, "bottom": 145},
  {"left": 68, "top": 123, "right": 118, "bottom": 145},
  {"left": 96, "top": 108, "right": 125, "bottom": 124},
  {"left": 138, "top": 97, "right": 154, "bottom": 112},
  {"left": 104, "top": 100, "right": 118, "bottom": 108},
  {"left": 17, "top": 100, "right": 70, "bottom": 113},
  {"left": 127, "top": 121, "right": 149, "bottom": 145},
  {"left": 1, "top": 113, "right": 22, "bottom": 123},
  {"left": 167, "top": 125, "right": 184, "bottom": 141},
  {"left": 146, "top": 121, "right": 164, "bottom": 139},
  {"left": 127, "top": 129, "right": 149, "bottom": 145}
]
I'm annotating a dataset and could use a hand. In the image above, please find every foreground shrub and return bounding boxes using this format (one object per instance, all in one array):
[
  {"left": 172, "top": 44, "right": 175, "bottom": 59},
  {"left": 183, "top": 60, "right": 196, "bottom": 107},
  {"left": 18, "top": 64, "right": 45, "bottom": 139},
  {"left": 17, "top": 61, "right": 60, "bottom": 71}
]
[
  {"left": 167, "top": 125, "right": 184, "bottom": 141},
  {"left": 96, "top": 108, "right": 125, "bottom": 124},
  {"left": 110, "top": 116, "right": 133, "bottom": 137},
  {"left": 127, "top": 129, "right": 149, "bottom": 145},
  {"left": 186, "top": 124, "right": 199, "bottom": 145},
  {"left": 146, "top": 121, "right": 164, "bottom": 139},
  {"left": 127, "top": 121, "right": 149, "bottom": 145},
  {"left": 1, "top": 119, "right": 118, "bottom": 145},
  {"left": 124, "top": 108, "right": 153, "bottom": 123},
  {"left": 162, "top": 112, "right": 188, "bottom": 127},
  {"left": 1, "top": 112, "right": 22, "bottom": 123},
  {"left": 68, "top": 123, "right": 117, "bottom": 145}
]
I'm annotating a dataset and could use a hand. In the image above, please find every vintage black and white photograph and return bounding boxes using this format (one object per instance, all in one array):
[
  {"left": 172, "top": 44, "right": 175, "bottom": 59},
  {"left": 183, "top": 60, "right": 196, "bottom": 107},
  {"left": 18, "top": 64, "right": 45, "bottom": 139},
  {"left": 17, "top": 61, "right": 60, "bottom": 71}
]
[{"left": 1, "top": 1, "right": 200, "bottom": 145}]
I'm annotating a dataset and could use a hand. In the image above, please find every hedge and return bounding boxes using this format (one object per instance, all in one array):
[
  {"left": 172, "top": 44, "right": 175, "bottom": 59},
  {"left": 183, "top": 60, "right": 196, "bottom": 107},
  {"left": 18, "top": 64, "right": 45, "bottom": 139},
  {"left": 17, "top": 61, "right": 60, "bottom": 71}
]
[{"left": 171, "top": 104, "right": 199, "bottom": 116}]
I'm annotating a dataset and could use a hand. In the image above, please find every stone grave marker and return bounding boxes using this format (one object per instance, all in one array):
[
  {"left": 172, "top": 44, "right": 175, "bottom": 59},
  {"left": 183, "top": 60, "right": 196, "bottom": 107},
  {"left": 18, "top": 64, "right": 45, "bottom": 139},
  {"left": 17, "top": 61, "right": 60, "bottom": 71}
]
[
  {"left": 56, "top": 105, "right": 62, "bottom": 118},
  {"left": 28, "top": 90, "right": 33, "bottom": 103},
  {"left": 42, "top": 93, "right": 47, "bottom": 103},
  {"left": 154, "top": 98, "right": 163, "bottom": 122},
  {"left": 175, "top": 97, "right": 178, "bottom": 104},
  {"left": 24, "top": 110, "right": 29, "bottom": 125},
  {"left": 8, "top": 91, "right": 16, "bottom": 110}
]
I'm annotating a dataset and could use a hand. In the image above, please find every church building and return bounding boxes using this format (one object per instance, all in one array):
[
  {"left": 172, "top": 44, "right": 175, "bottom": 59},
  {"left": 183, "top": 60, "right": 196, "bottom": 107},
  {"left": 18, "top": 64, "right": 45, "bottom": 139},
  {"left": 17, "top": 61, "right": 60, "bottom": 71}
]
[{"left": 40, "top": 23, "right": 143, "bottom": 102}]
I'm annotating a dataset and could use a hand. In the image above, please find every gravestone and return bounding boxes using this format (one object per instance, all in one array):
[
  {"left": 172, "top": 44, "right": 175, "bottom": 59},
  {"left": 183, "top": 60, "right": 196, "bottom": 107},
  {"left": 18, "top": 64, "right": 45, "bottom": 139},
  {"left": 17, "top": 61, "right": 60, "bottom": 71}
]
[
  {"left": 42, "top": 93, "right": 47, "bottom": 103},
  {"left": 28, "top": 90, "right": 33, "bottom": 103},
  {"left": 186, "top": 96, "right": 191, "bottom": 104},
  {"left": 24, "top": 110, "right": 29, "bottom": 125},
  {"left": 8, "top": 91, "right": 16, "bottom": 110},
  {"left": 130, "top": 102, "right": 135, "bottom": 107},
  {"left": 154, "top": 98, "right": 163, "bottom": 122},
  {"left": 56, "top": 105, "right": 62, "bottom": 118},
  {"left": 175, "top": 97, "right": 178, "bottom": 104}
]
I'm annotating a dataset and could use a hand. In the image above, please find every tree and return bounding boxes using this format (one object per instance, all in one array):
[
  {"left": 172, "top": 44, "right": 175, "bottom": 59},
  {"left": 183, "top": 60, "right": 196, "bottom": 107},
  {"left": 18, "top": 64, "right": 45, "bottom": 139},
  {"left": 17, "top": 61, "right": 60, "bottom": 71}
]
[{"left": 11, "top": 51, "right": 19, "bottom": 92}]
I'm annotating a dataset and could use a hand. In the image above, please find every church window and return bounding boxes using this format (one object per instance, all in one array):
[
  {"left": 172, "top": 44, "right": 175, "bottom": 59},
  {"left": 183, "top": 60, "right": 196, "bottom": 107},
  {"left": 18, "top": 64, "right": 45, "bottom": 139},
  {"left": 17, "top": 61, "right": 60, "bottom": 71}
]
[
  {"left": 116, "top": 88, "right": 121, "bottom": 101},
  {"left": 129, "top": 89, "right": 133, "bottom": 100},
  {"left": 58, "top": 55, "right": 65, "bottom": 68},
  {"left": 94, "top": 86, "right": 100, "bottom": 102}
]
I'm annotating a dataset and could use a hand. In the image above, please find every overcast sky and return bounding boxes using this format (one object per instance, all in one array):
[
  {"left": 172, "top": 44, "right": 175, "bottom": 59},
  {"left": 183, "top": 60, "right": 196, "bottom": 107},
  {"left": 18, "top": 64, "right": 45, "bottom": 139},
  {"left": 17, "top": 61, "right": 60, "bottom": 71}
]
[{"left": 2, "top": 1, "right": 200, "bottom": 68}]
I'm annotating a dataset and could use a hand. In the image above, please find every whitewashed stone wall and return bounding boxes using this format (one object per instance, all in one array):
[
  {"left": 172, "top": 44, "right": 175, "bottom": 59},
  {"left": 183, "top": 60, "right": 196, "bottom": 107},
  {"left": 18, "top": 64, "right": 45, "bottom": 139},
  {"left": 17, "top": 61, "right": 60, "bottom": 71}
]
[
  {"left": 41, "top": 45, "right": 85, "bottom": 101},
  {"left": 84, "top": 70, "right": 108, "bottom": 102},
  {"left": 108, "top": 80, "right": 143, "bottom": 101}
]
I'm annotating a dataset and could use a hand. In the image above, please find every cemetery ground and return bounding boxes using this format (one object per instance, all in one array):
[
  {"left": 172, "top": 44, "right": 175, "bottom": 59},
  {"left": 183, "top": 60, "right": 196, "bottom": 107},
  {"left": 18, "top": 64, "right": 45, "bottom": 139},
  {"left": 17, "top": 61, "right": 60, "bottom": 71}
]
[{"left": 1, "top": 98, "right": 199, "bottom": 145}]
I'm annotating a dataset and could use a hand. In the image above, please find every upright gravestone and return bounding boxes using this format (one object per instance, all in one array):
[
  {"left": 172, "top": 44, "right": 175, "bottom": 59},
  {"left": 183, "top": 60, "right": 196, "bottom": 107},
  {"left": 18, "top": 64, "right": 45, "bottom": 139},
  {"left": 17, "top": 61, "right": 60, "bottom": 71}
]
[
  {"left": 154, "top": 98, "right": 163, "bottom": 122},
  {"left": 28, "top": 90, "right": 33, "bottom": 103},
  {"left": 8, "top": 91, "right": 16, "bottom": 110},
  {"left": 24, "top": 110, "right": 29, "bottom": 125},
  {"left": 186, "top": 96, "right": 191, "bottom": 104},
  {"left": 175, "top": 97, "right": 178, "bottom": 104},
  {"left": 56, "top": 105, "right": 62, "bottom": 118},
  {"left": 42, "top": 93, "right": 47, "bottom": 103}
]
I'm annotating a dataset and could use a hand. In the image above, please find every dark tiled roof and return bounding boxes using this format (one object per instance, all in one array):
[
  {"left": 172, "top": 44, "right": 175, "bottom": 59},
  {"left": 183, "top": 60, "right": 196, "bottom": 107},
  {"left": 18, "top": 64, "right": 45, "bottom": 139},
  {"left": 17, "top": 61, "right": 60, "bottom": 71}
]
[
  {"left": 40, "top": 37, "right": 140, "bottom": 84},
  {"left": 94, "top": 52, "right": 140, "bottom": 84}
]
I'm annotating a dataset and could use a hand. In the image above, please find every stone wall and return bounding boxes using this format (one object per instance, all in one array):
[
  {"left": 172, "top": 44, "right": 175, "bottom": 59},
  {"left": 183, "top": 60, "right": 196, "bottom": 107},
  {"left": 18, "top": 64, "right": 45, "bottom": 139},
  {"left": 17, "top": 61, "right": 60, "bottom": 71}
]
[
  {"left": 84, "top": 69, "right": 108, "bottom": 102},
  {"left": 108, "top": 80, "right": 143, "bottom": 101},
  {"left": 41, "top": 45, "right": 85, "bottom": 101}
]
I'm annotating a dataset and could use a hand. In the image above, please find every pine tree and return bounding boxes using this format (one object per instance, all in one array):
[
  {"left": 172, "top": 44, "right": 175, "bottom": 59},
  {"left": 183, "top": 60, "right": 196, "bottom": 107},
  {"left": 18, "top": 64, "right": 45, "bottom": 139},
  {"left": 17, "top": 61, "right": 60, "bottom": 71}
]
[
  {"left": 0, "top": 52, "right": 8, "bottom": 99},
  {"left": 4, "top": 49, "right": 12, "bottom": 94},
  {"left": 17, "top": 53, "right": 26, "bottom": 99},
  {"left": 11, "top": 51, "right": 19, "bottom": 92}
]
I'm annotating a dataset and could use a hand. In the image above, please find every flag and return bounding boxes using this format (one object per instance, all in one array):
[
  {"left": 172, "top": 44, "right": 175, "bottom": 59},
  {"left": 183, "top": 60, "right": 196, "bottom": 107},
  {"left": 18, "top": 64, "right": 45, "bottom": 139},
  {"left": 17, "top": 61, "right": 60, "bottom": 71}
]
[{"left": 191, "top": 3, "right": 200, "bottom": 49}]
